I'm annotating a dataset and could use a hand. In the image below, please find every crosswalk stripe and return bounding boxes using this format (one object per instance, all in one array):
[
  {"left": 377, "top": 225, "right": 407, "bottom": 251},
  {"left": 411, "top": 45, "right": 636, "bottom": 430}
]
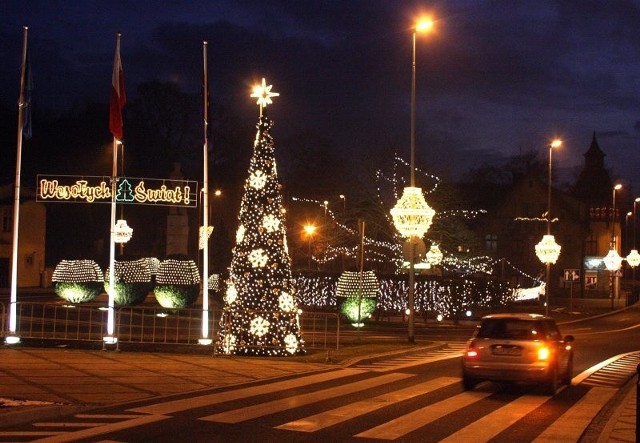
[
  {"left": 199, "top": 372, "right": 412, "bottom": 424},
  {"left": 275, "top": 376, "right": 459, "bottom": 432},
  {"left": 439, "top": 394, "right": 550, "bottom": 442},
  {"left": 354, "top": 349, "right": 463, "bottom": 372},
  {"left": 532, "top": 387, "right": 617, "bottom": 442},
  {"left": 129, "top": 368, "right": 362, "bottom": 415},
  {"left": 355, "top": 390, "right": 492, "bottom": 440}
]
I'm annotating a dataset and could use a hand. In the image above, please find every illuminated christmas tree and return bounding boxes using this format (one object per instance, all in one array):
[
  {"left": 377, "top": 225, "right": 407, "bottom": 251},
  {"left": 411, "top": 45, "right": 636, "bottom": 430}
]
[{"left": 217, "top": 79, "right": 304, "bottom": 356}]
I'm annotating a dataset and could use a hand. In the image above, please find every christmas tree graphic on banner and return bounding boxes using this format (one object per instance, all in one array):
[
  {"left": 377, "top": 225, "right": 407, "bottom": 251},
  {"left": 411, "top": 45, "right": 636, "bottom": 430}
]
[{"left": 217, "top": 79, "right": 304, "bottom": 356}]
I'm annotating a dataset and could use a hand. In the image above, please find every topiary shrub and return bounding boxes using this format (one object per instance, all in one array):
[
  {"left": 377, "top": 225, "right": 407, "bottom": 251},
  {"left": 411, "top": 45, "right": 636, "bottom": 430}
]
[
  {"left": 104, "top": 258, "right": 153, "bottom": 306},
  {"left": 52, "top": 259, "right": 104, "bottom": 303},
  {"left": 154, "top": 256, "right": 201, "bottom": 308},
  {"left": 335, "top": 271, "right": 379, "bottom": 326}
]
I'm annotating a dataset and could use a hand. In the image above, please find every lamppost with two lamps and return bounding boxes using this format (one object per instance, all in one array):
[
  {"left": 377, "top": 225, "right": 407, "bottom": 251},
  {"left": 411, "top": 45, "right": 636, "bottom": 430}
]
[{"left": 603, "top": 184, "right": 623, "bottom": 309}]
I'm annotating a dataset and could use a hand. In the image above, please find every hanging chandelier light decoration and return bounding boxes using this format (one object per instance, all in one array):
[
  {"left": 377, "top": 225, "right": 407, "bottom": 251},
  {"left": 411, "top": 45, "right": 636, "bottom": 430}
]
[
  {"left": 391, "top": 186, "right": 435, "bottom": 238},
  {"left": 626, "top": 249, "right": 640, "bottom": 268},
  {"left": 603, "top": 248, "right": 623, "bottom": 271},
  {"left": 113, "top": 219, "right": 133, "bottom": 244},
  {"left": 426, "top": 243, "right": 443, "bottom": 266},
  {"left": 535, "top": 234, "right": 561, "bottom": 265}
]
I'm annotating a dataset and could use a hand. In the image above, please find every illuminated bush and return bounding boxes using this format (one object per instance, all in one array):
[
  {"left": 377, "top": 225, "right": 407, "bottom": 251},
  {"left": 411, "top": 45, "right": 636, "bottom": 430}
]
[
  {"left": 154, "top": 256, "right": 200, "bottom": 308},
  {"left": 52, "top": 259, "right": 103, "bottom": 303},
  {"left": 104, "top": 258, "right": 153, "bottom": 306},
  {"left": 338, "top": 295, "right": 377, "bottom": 326},
  {"left": 335, "top": 271, "right": 379, "bottom": 326}
]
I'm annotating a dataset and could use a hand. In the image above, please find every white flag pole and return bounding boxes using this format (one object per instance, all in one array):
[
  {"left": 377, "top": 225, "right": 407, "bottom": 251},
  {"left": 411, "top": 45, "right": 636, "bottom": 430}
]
[
  {"left": 199, "top": 41, "right": 212, "bottom": 345},
  {"left": 6, "top": 26, "right": 29, "bottom": 345}
]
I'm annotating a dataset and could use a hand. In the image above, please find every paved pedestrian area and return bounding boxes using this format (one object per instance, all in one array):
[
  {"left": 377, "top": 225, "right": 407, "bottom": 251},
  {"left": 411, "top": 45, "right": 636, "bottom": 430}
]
[{"left": 0, "top": 347, "right": 327, "bottom": 426}]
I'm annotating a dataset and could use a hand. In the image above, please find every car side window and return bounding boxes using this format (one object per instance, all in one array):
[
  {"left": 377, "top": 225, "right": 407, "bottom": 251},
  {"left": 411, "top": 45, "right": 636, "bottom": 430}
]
[{"left": 542, "top": 320, "right": 561, "bottom": 340}]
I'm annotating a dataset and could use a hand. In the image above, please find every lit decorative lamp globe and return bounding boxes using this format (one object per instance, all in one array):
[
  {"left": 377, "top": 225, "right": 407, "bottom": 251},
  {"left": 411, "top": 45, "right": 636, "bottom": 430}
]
[
  {"left": 535, "top": 234, "right": 561, "bottom": 264},
  {"left": 390, "top": 187, "right": 435, "bottom": 238},
  {"left": 626, "top": 249, "right": 640, "bottom": 268},
  {"left": 113, "top": 219, "right": 133, "bottom": 244},
  {"left": 426, "top": 243, "right": 443, "bottom": 266},
  {"left": 603, "top": 249, "right": 623, "bottom": 271}
]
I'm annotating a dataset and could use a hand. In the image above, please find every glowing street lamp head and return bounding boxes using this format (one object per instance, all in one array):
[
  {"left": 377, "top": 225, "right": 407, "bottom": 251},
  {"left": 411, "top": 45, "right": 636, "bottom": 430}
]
[
  {"left": 303, "top": 224, "right": 316, "bottom": 236},
  {"left": 614, "top": 183, "right": 622, "bottom": 191},
  {"left": 416, "top": 18, "right": 434, "bottom": 33},
  {"left": 551, "top": 139, "right": 562, "bottom": 149}
]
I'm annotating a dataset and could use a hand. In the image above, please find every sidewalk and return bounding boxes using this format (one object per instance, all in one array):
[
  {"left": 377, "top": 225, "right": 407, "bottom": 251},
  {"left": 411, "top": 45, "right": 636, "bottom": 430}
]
[
  {"left": 594, "top": 378, "right": 637, "bottom": 443},
  {"left": 0, "top": 346, "right": 328, "bottom": 428}
]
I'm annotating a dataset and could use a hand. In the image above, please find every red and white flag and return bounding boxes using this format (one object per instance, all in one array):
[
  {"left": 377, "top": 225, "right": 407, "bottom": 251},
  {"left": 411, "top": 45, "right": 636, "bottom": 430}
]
[{"left": 109, "top": 33, "right": 126, "bottom": 140}]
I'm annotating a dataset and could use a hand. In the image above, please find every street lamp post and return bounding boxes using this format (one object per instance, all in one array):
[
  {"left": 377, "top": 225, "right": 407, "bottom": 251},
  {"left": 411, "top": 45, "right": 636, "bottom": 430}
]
[
  {"left": 604, "top": 184, "right": 623, "bottom": 309},
  {"left": 627, "top": 198, "right": 640, "bottom": 283},
  {"left": 535, "top": 139, "right": 562, "bottom": 316},
  {"left": 390, "top": 18, "right": 435, "bottom": 344},
  {"left": 304, "top": 224, "right": 316, "bottom": 271}
]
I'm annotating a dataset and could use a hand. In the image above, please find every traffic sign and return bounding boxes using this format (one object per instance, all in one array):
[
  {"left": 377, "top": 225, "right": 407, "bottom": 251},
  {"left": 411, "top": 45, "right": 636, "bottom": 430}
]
[{"left": 564, "top": 269, "right": 580, "bottom": 282}]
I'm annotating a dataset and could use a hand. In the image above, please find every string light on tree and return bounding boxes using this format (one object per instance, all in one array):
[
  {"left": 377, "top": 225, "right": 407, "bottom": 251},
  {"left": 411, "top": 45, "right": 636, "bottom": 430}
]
[{"left": 217, "top": 79, "right": 304, "bottom": 356}]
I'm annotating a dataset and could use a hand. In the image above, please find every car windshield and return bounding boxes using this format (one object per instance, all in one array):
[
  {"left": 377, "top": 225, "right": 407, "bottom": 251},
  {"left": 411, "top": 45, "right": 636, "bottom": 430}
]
[{"left": 477, "top": 319, "right": 544, "bottom": 340}]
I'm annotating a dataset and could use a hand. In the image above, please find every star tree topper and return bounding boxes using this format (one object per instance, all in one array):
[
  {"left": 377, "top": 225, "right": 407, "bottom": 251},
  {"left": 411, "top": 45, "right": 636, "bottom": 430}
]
[{"left": 251, "top": 78, "right": 279, "bottom": 116}]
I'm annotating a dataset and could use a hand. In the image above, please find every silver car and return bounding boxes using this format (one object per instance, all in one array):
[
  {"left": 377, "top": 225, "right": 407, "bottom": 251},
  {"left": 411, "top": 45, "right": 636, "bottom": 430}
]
[{"left": 461, "top": 313, "right": 574, "bottom": 395}]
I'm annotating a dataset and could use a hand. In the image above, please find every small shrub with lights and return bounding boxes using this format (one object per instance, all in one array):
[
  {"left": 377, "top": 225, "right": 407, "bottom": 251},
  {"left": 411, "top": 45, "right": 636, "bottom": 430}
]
[
  {"left": 335, "top": 271, "right": 379, "bottom": 326},
  {"left": 154, "top": 255, "right": 200, "bottom": 309},
  {"left": 104, "top": 258, "right": 153, "bottom": 306},
  {"left": 52, "top": 259, "right": 104, "bottom": 303}
]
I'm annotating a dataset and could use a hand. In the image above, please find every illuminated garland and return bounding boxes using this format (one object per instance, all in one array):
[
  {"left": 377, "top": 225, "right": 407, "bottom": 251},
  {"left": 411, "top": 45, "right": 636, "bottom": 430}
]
[
  {"left": 293, "top": 274, "right": 514, "bottom": 318},
  {"left": 218, "top": 112, "right": 304, "bottom": 357}
]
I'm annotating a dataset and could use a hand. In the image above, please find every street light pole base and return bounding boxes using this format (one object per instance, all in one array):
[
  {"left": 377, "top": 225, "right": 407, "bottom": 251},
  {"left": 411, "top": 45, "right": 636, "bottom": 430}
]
[{"left": 4, "top": 335, "right": 20, "bottom": 345}]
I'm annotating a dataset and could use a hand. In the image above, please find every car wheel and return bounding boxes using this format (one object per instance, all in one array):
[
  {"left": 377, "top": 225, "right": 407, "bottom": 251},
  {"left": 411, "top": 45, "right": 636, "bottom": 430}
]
[
  {"left": 561, "top": 357, "right": 573, "bottom": 386},
  {"left": 543, "top": 365, "right": 559, "bottom": 395},
  {"left": 462, "top": 375, "right": 478, "bottom": 391}
]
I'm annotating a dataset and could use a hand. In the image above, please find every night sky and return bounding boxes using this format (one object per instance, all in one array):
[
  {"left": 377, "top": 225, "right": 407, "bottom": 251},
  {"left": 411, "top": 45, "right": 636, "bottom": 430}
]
[{"left": 2, "top": 0, "right": 640, "bottom": 192}]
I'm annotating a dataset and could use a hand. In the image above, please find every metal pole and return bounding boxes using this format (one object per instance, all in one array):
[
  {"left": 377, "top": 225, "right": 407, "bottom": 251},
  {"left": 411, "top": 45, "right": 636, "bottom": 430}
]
[
  {"left": 545, "top": 144, "right": 552, "bottom": 315},
  {"left": 408, "top": 238, "right": 416, "bottom": 343},
  {"left": 410, "top": 31, "right": 416, "bottom": 187},
  {"left": 611, "top": 186, "right": 617, "bottom": 310},
  {"left": 7, "top": 26, "right": 29, "bottom": 343},
  {"left": 357, "top": 220, "right": 365, "bottom": 337},
  {"left": 199, "top": 40, "right": 211, "bottom": 344},
  {"left": 636, "top": 363, "right": 640, "bottom": 441}
]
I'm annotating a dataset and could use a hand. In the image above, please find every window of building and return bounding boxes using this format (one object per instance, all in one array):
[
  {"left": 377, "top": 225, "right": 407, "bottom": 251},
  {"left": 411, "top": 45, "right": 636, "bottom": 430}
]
[
  {"left": 585, "top": 235, "right": 598, "bottom": 256},
  {"left": 2, "top": 209, "right": 11, "bottom": 233},
  {"left": 485, "top": 234, "right": 497, "bottom": 252}
]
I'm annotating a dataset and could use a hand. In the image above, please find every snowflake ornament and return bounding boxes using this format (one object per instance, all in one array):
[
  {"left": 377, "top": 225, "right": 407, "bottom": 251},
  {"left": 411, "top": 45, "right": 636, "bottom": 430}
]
[
  {"left": 225, "top": 283, "right": 237, "bottom": 304},
  {"left": 236, "top": 225, "right": 245, "bottom": 244},
  {"left": 248, "top": 248, "right": 269, "bottom": 268},
  {"left": 222, "top": 333, "right": 236, "bottom": 354},
  {"left": 249, "top": 170, "right": 267, "bottom": 189},
  {"left": 278, "top": 292, "right": 295, "bottom": 312},
  {"left": 284, "top": 334, "right": 299, "bottom": 354},
  {"left": 262, "top": 214, "right": 280, "bottom": 233},
  {"left": 250, "top": 316, "right": 270, "bottom": 337}
]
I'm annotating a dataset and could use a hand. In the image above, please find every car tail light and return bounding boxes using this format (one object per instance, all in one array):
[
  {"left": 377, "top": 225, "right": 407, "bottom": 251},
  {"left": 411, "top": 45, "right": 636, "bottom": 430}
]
[
  {"left": 465, "top": 342, "right": 478, "bottom": 358},
  {"left": 537, "top": 346, "right": 550, "bottom": 361}
]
